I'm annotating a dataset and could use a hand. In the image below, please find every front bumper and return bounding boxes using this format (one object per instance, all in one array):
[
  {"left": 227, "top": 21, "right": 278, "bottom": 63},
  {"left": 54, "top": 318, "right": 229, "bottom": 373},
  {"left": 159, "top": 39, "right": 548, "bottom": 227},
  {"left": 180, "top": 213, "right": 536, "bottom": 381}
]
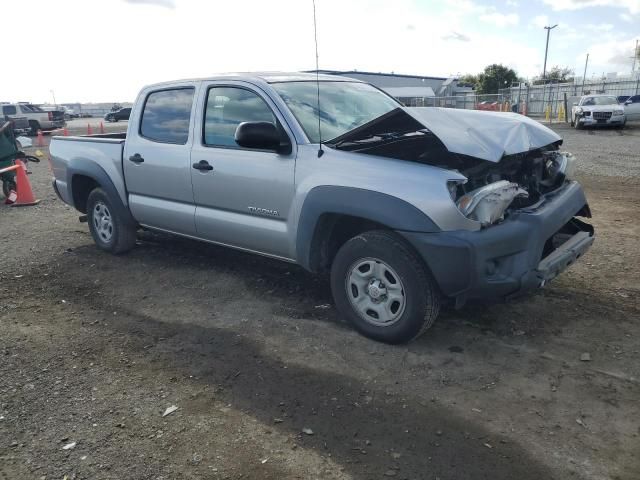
[
  {"left": 400, "top": 181, "right": 594, "bottom": 302},
  {"left": 577, "top": 114, "right": 625, "bottom": 126}
]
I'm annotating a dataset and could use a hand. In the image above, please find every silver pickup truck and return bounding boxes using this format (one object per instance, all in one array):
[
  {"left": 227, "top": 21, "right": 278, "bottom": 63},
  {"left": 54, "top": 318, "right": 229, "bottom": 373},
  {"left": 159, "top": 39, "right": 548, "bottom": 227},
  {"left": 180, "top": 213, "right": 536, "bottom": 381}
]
[{"left": 50, "top": 72, "right": 594, "bottom": 344}]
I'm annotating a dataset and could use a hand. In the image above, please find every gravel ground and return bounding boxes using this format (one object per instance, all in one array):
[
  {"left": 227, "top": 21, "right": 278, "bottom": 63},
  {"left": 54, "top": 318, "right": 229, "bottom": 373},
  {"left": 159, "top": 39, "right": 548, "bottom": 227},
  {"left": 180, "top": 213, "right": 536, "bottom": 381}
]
[
  {"left": 1, "top": 123, "right": 639, "bottom": 480},
  {"left": 554, "top": 121, "right": 640, "bottom": 177}
]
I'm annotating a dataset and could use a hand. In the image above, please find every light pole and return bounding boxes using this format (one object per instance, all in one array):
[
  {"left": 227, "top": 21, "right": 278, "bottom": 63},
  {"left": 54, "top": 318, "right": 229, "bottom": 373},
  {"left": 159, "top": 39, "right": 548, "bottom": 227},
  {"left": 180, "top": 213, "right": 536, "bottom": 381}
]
[
  {"left": 541, "top": 24, "right": 557, "bottom": 119},
  {"left": 581, "top": 53, "right": 589, "bottom": 95},
  {"left": 50, "top": 89, "right": 57, "bottom": 108},
  {"left": 542, "top": 24, "right": 558, "bottom": 81}
]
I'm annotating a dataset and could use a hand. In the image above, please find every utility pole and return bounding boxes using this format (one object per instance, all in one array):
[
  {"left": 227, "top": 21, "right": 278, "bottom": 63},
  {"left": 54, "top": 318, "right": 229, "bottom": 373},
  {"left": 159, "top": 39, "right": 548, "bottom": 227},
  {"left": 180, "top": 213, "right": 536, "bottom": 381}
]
[
  {"left": 632, "top": 39, "right": 638, "bottom": 74},
  {"left": 542, "top": 24, "right": 558, "bottom": 80},
  {"left": 581, "top": 53, "right": 589, "bottom": 95},
  {"left": 542, "top": 24, "right": 558, "bottom": 118},
  {"left": 50, "top": 89, "right": 57, "bottom": 108}
]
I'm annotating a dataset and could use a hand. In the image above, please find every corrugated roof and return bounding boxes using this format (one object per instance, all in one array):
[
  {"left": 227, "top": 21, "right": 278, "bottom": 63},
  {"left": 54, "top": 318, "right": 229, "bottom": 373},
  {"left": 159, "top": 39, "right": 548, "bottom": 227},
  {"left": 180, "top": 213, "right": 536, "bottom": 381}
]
[
  {"left": 382, "top": 86, "right": 436, "bottom": 98},
  {"left": 309, "top": 70, "right": 447, "bottom": 81}
]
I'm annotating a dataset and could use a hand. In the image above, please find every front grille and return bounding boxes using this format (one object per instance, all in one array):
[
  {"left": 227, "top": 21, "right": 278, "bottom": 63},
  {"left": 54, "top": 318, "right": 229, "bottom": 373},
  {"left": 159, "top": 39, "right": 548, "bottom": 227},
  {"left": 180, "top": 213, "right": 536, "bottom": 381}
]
[{"left": 593, "top": 111, "right": 612, "bottom": 120}]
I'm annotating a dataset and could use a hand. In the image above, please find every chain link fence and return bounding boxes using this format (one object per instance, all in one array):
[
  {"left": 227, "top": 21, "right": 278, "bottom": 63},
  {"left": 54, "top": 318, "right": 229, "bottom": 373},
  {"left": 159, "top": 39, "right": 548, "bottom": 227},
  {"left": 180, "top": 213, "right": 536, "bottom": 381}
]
[{"left": 396, "top": 75, "right": 640, "bottom": 122}]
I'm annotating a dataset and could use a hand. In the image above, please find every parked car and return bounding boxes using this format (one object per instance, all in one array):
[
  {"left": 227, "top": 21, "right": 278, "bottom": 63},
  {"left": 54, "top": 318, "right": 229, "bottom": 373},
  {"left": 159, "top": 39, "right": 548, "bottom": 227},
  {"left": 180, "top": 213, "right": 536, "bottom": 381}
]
[
  {"left": 617, "top": 95, "right": 630, "bottom": 104},
  {"left": 622, "top": 95, "right": 640, "bottom": 121},
  {"left": 476, "top": 100, "right": 500, "bottom": 111},
  {"left": 104, "top": 108, "right": 131, "bottom": 122},
  {"left": 49, "top": 73, "right": 594, "bottom": 344},
  {"left": 571, "top": 95, "right": 625, "bottom": 129},
  {"left": 1, "top": 103, "right": 65, "bottom": 135}
]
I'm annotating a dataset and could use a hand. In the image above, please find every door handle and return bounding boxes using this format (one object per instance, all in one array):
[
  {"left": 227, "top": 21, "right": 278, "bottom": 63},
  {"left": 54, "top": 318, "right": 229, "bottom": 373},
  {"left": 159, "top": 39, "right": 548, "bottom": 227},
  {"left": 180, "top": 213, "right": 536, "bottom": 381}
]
[
  {"left": 192, "top": 160, "right": 214, "bottom": 171},
  {"left": 129, "top": 153, "right": 144, "bottom": 163}
]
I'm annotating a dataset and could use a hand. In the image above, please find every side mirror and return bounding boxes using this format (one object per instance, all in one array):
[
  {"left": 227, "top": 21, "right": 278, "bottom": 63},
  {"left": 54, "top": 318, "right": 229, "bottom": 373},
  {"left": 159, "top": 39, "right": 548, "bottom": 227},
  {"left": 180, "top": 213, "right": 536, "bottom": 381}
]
[
  {"left": 235, "top": 122, "right": 290, "bottom": 153},
  {"left": 625, "top": 99, "right": 632, "bottom": 105}
]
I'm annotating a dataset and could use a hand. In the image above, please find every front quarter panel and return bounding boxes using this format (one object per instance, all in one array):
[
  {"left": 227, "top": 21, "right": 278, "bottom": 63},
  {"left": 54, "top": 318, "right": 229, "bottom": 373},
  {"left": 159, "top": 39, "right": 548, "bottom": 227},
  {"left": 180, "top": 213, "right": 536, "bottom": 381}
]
[{"left": 292, "top": 145, "right": 479, "bottom": 262}]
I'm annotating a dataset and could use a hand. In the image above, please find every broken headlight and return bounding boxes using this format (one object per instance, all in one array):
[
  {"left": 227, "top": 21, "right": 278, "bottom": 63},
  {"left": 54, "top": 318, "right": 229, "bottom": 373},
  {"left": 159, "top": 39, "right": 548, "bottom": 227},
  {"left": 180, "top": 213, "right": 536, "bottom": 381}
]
[
  {"left": 550, "top": 152, "right": 576, "bottom": 180},
  {"left": 456, "top": 180, "right": 528, "bottom": 226}
]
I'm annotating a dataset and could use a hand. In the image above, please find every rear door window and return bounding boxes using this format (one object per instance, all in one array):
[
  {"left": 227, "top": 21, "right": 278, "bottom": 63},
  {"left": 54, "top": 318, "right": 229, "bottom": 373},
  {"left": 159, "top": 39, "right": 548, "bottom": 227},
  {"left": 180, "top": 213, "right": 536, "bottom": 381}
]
[{"left": 140, "top": 88, "right": 194, "bottom": 144}]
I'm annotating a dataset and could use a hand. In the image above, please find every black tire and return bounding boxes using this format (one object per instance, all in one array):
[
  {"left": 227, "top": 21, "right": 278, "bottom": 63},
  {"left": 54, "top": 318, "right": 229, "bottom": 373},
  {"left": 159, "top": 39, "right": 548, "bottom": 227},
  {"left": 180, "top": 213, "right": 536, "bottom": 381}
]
[
  {"left": 330, "top": 230, "right": 440, "bottom": 344},
  {"left": 86, "top": 188, "right": 137, "bottom": 254},
  {"left": 28, "top": 120, "right": 40, "bottom": 136}
]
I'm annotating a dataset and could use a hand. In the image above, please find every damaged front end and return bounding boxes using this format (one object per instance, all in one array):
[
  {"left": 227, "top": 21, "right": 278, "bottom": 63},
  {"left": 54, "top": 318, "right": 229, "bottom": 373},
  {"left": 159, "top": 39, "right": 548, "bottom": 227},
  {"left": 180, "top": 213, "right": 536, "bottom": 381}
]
[
  {"left": 327, "top": 106, "right": 594, "bottom": 302},
  {"left": 327, "top": 106, "right": 579, "bottom": 229},
  {"left": 448, "top": 149, "right": 578, "bottom": 227}
]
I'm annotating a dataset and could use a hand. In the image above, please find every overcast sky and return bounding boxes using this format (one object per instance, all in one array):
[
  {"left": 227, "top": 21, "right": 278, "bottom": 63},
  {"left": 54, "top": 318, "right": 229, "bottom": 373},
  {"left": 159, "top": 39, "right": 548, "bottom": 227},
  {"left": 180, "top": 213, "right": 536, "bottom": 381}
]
[{"left": 2, "top": 0, "right": 639, "bottom": 103}]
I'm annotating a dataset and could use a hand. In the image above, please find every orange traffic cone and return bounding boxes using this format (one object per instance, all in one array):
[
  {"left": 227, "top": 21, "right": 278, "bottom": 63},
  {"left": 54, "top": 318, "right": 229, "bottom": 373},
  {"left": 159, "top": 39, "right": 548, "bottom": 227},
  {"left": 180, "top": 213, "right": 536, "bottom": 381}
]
[
  {"left": 87, "top": 123, "right": 93, "bottom": 135},
  {"left": 10, "top": 160, "right": 40, "bottom": 207},
  {"left": 63, "top": 127, "right": 69, "bottom": 136},
  {"left": 99, "top": 122, "right": 105, "bottom": 134},
  {"left": 36, "top": 130, "right": 45, "bottom": 147}
]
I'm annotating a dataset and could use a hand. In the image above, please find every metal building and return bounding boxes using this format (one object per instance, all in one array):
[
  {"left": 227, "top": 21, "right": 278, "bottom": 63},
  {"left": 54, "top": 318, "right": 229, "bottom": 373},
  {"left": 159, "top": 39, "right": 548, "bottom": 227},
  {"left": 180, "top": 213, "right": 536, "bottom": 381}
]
[{"left": 310, "top": 70, "right": 470, "bottom": 105}]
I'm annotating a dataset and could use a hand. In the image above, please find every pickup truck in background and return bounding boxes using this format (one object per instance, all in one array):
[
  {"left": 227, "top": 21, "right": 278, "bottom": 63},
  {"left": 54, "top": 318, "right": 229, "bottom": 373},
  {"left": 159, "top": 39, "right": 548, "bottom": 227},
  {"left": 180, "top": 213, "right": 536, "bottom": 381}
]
[
  {"left": 49, "top": 72, "right": 594, "bottom": 344},
  {"left": 1, "top": 103, "right": 66, "bottom": 135}
]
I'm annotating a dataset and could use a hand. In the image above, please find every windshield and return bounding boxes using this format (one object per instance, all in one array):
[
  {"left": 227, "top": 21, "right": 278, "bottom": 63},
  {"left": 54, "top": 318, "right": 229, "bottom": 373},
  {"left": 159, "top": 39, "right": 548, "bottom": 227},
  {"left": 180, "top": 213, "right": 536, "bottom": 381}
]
[
  {"left": 271, "top": 81, "right": 399, "bottom": 143},
  {"left": 581, "top": 96, "right": 618, "bottom": 106}
]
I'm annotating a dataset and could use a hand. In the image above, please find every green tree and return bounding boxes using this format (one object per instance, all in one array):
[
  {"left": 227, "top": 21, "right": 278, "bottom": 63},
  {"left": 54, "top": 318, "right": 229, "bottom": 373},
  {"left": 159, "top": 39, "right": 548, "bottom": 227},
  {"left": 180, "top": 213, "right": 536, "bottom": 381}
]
[
  {"left": 475, "top": 64, "right": 520, "bottom": 94},
  {"left": 458, "top": 74, "right": 479, "bottom": 89},
  {"left": 533, "top": 65, "right": 574, "bottom": 84}
]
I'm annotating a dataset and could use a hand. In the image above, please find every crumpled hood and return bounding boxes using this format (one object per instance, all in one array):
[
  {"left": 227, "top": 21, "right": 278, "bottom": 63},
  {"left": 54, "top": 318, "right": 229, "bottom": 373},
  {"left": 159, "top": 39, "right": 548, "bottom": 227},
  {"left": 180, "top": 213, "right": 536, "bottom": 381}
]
[{"left": 404, "top": 107, "right": 562, "bottom": 162}]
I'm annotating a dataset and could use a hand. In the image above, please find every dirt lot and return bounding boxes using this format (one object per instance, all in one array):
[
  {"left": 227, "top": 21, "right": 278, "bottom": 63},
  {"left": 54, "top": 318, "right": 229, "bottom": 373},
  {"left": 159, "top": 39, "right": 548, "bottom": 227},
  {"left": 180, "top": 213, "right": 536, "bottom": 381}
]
[{"left": 1, "top": 123, "right": 639, "bottom": 480}]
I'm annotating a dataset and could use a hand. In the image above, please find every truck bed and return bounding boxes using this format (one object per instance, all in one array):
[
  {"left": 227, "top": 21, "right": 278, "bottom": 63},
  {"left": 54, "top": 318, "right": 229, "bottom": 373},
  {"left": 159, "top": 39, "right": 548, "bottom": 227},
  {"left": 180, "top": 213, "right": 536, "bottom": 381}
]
[
  {"left": 53, "top": 132, "right": 127, "bottom": 143},
  {"left": 50, "top": 133, "right": 129, "bottom": 208}
]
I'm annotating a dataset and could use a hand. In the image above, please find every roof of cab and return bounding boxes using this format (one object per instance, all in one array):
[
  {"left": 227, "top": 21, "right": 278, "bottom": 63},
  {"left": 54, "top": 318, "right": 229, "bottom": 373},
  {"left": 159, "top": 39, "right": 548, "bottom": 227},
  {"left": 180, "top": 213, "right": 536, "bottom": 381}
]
[{"left": 144, "top": 72, "right": 359, "bottom": 89}]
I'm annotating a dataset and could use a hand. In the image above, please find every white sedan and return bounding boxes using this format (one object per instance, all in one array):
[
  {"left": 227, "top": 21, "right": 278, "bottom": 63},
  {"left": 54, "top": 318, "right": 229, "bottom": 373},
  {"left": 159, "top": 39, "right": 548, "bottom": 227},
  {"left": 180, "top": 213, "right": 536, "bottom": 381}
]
[{"left": 571, "top": 95, "right": 626, "bottom": 129}]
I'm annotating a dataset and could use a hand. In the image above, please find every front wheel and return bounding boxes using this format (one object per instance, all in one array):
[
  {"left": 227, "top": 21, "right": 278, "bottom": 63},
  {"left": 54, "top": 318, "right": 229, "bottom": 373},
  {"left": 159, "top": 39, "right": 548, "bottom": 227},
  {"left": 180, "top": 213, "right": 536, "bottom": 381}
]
[
  {"left": 330, "top": 230, "right": 440, "bottom": 344},
  {"left": 86, "top": 188, "right": 137, "bottom": 254}
]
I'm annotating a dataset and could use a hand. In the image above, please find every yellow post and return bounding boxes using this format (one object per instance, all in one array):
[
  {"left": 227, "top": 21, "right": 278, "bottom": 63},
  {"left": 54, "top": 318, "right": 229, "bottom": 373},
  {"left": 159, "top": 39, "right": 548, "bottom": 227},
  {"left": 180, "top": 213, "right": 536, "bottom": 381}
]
[
  {"left": 545, "top": 105, "right": 551, "bottom": 122},
  {"left": 558, "top": 104, "right": 565, "bottom": 122}
]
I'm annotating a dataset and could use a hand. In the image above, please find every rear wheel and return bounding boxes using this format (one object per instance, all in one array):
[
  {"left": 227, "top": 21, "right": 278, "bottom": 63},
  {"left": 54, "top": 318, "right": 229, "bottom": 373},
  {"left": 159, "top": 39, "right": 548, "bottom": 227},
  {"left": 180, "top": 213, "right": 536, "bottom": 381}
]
[
  {"left": 330, "top": 230, "right": 440, "bottom": 344},
  {"left": 86, "top": 188, "right": 137, "bottom": 254}
]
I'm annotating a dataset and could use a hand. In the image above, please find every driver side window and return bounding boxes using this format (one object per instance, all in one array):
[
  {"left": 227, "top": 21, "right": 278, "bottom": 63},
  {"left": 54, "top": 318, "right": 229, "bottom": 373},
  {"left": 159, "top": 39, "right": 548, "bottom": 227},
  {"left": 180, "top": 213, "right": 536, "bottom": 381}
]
[{"left": 203, "top": 87, "right": 276, "bottom": 147}]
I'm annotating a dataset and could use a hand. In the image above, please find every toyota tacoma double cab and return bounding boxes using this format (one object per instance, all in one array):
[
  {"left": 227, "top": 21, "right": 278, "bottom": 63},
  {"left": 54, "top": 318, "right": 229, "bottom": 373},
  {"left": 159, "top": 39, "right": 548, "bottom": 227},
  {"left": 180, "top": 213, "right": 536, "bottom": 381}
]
[{"left": 49, "top": 73, "right": 594, "bottom": 344}]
